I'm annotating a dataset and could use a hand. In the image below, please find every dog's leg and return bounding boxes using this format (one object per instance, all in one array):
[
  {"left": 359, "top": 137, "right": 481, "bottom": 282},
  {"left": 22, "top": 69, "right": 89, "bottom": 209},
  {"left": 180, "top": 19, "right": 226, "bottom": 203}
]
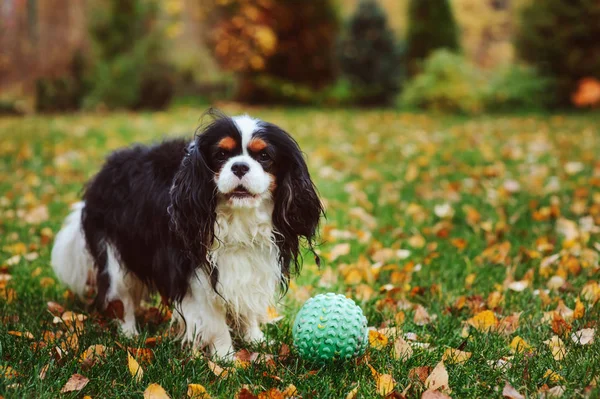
[
  {"left": 104, "top": 244, "right": 141, "bottom": 337},
  {"left": 175, "top": 281, "right": 235, "bottom": 361},
  {"left": 243, "top": 316, "right": 265, "bottom": 344}
]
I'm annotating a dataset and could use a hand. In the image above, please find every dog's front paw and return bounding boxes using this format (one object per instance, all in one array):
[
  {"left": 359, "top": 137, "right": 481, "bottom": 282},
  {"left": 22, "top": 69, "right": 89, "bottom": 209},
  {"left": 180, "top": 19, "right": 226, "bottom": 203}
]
[{"left": 244, "top": 325, "right": 265, "bottom": 344}]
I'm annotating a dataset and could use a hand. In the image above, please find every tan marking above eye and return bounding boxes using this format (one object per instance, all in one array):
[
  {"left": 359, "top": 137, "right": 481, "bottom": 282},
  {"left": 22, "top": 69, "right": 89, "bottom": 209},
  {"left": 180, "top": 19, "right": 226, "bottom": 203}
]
[
  {"left": 248, "top": 138, "right": 267, "bottom": 153},
  {"left": 218, "top": 137, "right": 237, "bottom": 151}
]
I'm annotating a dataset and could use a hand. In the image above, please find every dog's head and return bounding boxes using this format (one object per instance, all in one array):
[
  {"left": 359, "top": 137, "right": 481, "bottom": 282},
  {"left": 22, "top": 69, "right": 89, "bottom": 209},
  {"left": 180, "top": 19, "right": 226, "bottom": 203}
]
[{"left": 170, "top": 110, "right": 323, "bottom": 288}]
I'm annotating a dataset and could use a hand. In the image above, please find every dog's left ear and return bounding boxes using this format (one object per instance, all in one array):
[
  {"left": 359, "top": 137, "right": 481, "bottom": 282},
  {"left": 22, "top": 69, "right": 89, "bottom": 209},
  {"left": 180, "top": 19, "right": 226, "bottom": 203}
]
[
  {"left": 169, "top": 137, "right": 218, "bottom": 286},
  {"left": 272, "top": 134, "right": 324, "bottom": 280}
]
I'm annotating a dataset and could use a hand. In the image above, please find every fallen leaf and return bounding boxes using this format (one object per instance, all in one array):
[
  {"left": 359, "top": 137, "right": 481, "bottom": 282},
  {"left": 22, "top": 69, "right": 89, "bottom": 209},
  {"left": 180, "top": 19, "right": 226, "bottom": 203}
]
[
  {"left": 345, "top": 384, "right": 359, "bottom": 399},
  {"left": 468, "top": 310, "right": 498, "bottom": 332},
  {"left": 376, "top": 374, "right": 395, "bottom": 396},
  {"left": 425, "top": 361, "right": 449, "bottom": 392},
  {"left": 369, "top": 329, "right": 389, "bottom": 350},
  {"left": 8, "top": 330, "right": 34, "bottom": 340},
  {"left": 409, "top": 366, "right": 432, "bottom": 383},
  {"left": 258, "top": 388, "right": 285, "bottom": 399},
  {"left": 281, "top": 384, "right": 298, "bottom": 398},
  {"left": 571, "top": 328, "right": 595, "bottom": 345},
  {"left": 60, "top": 373, "right": 89, "bottom": 393},
  {"left": 128, "top": 351, "right": 144, "bottom": 382},
  {"left": 510, "top": 336, "right": 531, "bottom": 354},
  {"left": 236, "top": 387, "right": 259, "bottom": 399},
  {"left": 544, "top": 336, "right": 567, "bottom": 361},
  {"left": 47, "top": 301, "right": 65, "bottom": 316},
  {"left": 144, "top": 383, "right": 171, "bottom": 399},
  {"left": 1, "top": 365, "right": 18, "bottom": 379},
  {"left": 327, "top": 243, "right": 351, "bottom": 261},
  {"left": 414, "top": 305, "right": 432, "bottom": 326},
  {"left": 80, "top": 344, "right": 108, "bottom": 369},
  {"left": 266, "top": 306, "right": 284, "bottom": 323},
  {"left": 207, "top": 359, "right": 231, "bottom": 378},
  {"left": 573, "top": 298, "right": 585, "bottom": 319},
  {"left": 507, "top": 280, "right": 529, "bottom": 292},
  {"left": 442, "top": 348, "right": 472, "bottom": 364},
  {"left": 502, "top": 382, "right": 525, "bottom": 399},
  {"left": 39, "top": 364, "right": 49, "bottom": 380},
  {"left": 543, "top": 369, "right": 564, "bottom": 384},
  {"left": 393, "top": 336, "right": 413, "bottom": 361},
  {"left": 422, "top": 390, "right": 451, "bottom": 399},
  {"left": 187, "top": 383, "right": 210, "bottom": 398}
]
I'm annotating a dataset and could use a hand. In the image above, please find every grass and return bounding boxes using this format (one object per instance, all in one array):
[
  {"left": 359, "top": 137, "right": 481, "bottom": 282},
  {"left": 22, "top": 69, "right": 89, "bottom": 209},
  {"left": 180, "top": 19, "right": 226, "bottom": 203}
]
[{"left": 1, "top": 107, "right": 600, "bottom": 398}]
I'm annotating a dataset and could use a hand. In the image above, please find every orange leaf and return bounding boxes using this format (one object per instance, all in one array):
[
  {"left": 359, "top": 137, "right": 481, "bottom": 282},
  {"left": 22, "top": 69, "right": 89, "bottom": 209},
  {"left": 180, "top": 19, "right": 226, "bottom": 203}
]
[
  {"left": 369, "top": 330, "right": 389, "bottom": 350},
  {"left": 187, "top": 383, "right": 211, "bottom": 398}
]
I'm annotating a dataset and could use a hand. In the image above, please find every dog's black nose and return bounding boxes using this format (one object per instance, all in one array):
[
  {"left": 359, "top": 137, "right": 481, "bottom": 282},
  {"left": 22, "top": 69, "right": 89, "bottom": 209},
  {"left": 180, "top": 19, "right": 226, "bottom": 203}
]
[{"left": 231, "top": 162, "right": 250, "bottom": 178}]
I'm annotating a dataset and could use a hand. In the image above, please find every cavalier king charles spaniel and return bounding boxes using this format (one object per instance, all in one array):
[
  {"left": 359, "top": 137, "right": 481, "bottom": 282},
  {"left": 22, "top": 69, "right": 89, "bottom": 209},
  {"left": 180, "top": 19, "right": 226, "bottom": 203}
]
[{"left": 51, "top": 110, "right": 323, "bottom": 360}]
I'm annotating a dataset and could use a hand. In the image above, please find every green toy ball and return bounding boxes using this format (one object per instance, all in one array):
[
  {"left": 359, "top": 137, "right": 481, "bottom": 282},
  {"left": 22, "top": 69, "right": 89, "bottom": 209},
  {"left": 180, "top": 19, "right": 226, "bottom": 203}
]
[{"left": 292, "top": 293, "right": 368, "bottom": 363}]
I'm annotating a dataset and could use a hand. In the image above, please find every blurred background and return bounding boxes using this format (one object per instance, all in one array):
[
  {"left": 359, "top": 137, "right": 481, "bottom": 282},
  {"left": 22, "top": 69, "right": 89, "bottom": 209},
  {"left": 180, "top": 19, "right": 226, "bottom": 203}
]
[{"left": 1, "top": 0, "right": 599, "bottom": 115}]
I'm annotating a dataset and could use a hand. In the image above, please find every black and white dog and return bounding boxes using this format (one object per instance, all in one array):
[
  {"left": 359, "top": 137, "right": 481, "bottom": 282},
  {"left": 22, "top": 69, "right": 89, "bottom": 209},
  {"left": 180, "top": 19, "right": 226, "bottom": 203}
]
[{"left": 51, "top": 110, "right": 322, "bottom": 359}]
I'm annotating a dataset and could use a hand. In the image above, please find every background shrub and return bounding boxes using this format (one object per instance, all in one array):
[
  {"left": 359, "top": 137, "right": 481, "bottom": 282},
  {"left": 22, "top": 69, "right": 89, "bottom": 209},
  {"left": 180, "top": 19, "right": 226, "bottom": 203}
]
[
  {"left": 35, "top": 52, "right": 88, "bottom": 113},
  {"left": 204, "top": 0, "right": 339, "bottom": 103},
  {"left": 405, "top": 0, "right": 459, "bottom": 76},
  {"left": 515, "top": 0, "right": 600, "bottom": 108},
  {"left": 400, "top": 50, "right": 484, "bottom": 114},
  {"left": 337, "top": 0, "right": 404, "bottom": 106},
  {"left": 484, "top": 64, "right": 551, "bottom": 112},
  {"left": 84, "top": 0, "right": 173, "bottom": 110}
]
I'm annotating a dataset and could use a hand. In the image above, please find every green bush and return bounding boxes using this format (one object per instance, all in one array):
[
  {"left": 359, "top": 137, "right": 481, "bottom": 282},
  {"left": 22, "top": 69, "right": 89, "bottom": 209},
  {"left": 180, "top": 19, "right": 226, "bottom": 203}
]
[
  {"left": 84, "top": 0, "right": 173, "bottom": 110},
  {"left": 515, "top": 0, "right": 600, "bottom": 108},
  {"left": 400, "top": 50, "right": 484, "bottom": 114},
  {"left": 405, "top": 0, "right": 459, "bottom": 76},
  {"left": 36, "top": 52, "right": 88, "bottom": 113},
  {"left": 204, "top": 0, "right": 339, "bottom": 103},
  {"left": 337, "top": 0, "right": 403, "bottom": 106},
  {"left": 484, "top": 64, "right": 551, "bottom": 112}
]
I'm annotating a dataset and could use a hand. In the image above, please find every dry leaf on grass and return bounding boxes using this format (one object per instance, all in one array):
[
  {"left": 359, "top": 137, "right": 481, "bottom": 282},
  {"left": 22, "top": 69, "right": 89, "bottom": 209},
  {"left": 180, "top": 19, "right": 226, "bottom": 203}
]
[
  {"left": 80, "top": 345, "right": 108, "bottom": 369},
  {"left": 369, "top": 329, "right": 389, "bottom": 350},
  {"left": 60, "top": 373, "right": 89, "bottom": 393},
  {"left": 128, "top": 351, "right": 144, "bottom": 382},
  {"left": 414, "top": 305, "right": 432, "bottom": 326},
  {"left": 502, "top": 382, "right": 525, "bottom": 399},
  {"left": 442, "top": 348, "right": 471, "bottom": 364},
  {"left": 510, "top": 336, "right": 531, "bottom": 354},
  {"left": 422, "top": 389, "right": 451, "bottom": 399},
  {"left": 393, "top": 336, "right": 413, "bottom": 361},
  {"left": 187, "top": 383, "right": 210, "bottom": 398},
  {"left": 236, "top": 387, "right": 259, "bottom": 399},
  {"left": 345, "top": 384, "right": 359, "bottom": 399},
  {"left": 571, "top": 328, "right": 595, "bottom": 345},
  {"left": 467, "top": 310, "right": 497, "bottom": 332},
  {"left": 207, "top": 359, "right": 232, "bottom": 378},
  {"left": 376, "top": 374, "right": 396, "bottom": 396},
  {"left": 38, "top": 364, "right": 49, "bottom": 380},
  {"left": 144, "top": 383, "right": 171, "bottom": 399},
  {"left": 544, "top": 336, "right": 567, "bottom": 361},
  {"left": 425, "top": 361, "right": 449, "bottom": 392}
]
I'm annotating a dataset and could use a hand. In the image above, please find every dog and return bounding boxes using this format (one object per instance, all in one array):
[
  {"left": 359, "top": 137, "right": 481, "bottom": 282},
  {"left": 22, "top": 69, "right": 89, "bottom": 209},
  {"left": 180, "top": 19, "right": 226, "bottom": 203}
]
[{"left": 51, "top": 110, "right": 323, "bottom": 359}]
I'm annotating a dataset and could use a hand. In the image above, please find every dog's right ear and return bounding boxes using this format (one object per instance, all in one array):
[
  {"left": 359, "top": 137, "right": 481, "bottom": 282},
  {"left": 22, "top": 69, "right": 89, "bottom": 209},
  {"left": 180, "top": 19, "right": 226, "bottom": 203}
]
[{"left": 169, "top": 136, "right": 218, "bottom": 287}]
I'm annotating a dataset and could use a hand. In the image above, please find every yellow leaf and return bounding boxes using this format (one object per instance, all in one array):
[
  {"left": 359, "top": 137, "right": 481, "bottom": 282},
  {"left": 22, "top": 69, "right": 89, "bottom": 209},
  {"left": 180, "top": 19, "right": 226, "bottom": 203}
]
[
  {"left": 543, "top": 369, "right": 564, "bottom": 384},
  {"left": 465, "top": 273, "right": 476, "bottom": 289},
  {"left": 187, "top": 383, "right": 210, "bottom": 398},
  {"left": 144, "top": 383, "right": 171, "bottom": 399},
  {"left": 344, "top": 268, "right": 363, "bottom": 285},
  {"left": 128, "top": 352, "right": 144, "bottom": 383},
  {"left": 510, "top": 336, "right": 531, "bottom": 354},
  {"left": 442, "top": 348, "right": 472, "bottom": 364},
  {"left": 376, "top": 374, "right": 395, "bottom": 396},
  {"left": 425, "top": 361, "right": 449, "bottom": 391},
  {"left": 369, "top": 330, "right": 389, "bottom": 350},
  {"left": 266, "top": 306, "right": 283, "bottom": 323},
  {"left": 345, "top": 384, "right": 359, "bottom": 399},
  {"left": 282, "top": 384, "right": 298, "bottom": 398},
  {"left": 467, "top": 310, "right": 497, "bottom": 332},
  {"left": 207, "top": 359, "right": 231, "bottom": 379},
  {"left": 573, "top": 298, "right": 585, "bottom": 319},
  {"left": 544, "top": 336, "right": 567, "bottom": 361}
]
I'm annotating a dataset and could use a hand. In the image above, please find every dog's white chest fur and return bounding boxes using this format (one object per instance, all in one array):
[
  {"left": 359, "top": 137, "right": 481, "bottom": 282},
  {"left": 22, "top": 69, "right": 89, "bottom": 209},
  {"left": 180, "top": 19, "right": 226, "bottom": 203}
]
[{"left": 210, "top": 199, "right": 280, "bottom": 318}]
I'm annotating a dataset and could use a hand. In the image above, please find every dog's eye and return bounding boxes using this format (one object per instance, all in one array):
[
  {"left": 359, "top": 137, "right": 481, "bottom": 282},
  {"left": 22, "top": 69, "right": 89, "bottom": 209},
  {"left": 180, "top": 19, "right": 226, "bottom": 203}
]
[
  {"left": 216, "top": 150, "right": 227, "bottom": 160},
  {"left": 259, "top": 152, "right": 271, "bottom": 161}
]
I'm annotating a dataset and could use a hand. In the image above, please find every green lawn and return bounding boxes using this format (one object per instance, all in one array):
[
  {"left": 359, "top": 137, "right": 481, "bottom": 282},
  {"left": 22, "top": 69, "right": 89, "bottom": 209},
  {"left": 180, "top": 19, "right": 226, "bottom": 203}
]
[{"left": 1, "top": 107, "right": 599, "bottom": 398}]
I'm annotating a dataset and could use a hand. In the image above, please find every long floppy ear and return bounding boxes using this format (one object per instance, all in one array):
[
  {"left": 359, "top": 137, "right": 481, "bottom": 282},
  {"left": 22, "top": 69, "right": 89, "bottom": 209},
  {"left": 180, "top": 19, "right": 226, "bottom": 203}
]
[
  {"left": 272, "top": 134, "right": 324, "bottom": 282},
  {"left": 169, "top": 137, "right": 219, "bottom": 288}
]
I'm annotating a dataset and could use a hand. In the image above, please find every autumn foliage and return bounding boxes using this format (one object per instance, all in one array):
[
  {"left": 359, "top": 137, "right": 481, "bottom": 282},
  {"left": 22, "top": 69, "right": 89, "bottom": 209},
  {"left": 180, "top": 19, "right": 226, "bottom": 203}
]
[{"left": 203, "top": 0, "right": 339, "bottom": 102}]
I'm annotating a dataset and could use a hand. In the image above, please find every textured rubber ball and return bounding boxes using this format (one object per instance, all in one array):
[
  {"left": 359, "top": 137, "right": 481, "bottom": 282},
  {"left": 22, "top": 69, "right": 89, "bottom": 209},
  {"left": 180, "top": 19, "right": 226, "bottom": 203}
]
[{"left": 292, "top": 293, "right": 368, "bottom": 363}]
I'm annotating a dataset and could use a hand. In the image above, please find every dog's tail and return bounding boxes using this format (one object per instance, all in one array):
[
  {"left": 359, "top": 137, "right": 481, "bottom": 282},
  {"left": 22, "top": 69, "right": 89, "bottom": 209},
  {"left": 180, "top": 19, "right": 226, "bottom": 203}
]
[{"left": 51, "top": 202, "right": 94, "bottom": 298}]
